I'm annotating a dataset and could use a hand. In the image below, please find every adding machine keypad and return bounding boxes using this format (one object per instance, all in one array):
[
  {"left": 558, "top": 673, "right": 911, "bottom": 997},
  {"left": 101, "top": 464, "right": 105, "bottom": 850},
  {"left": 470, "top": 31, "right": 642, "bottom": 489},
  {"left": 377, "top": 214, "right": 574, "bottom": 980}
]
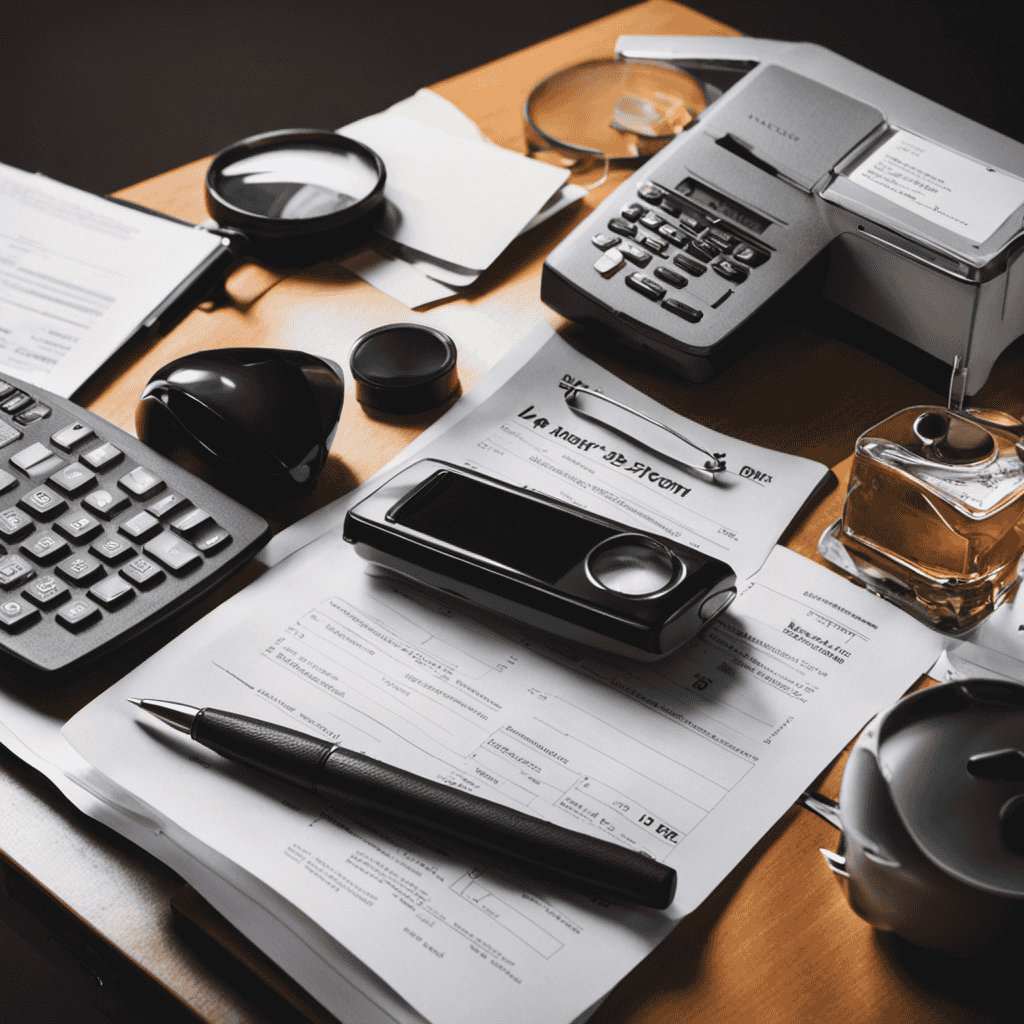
[
  {"left": 0, "top": 373, "right": 269, "bottom": 676},
  {"left": 593, "top": 180, "right": 772, "bottom": 325}
]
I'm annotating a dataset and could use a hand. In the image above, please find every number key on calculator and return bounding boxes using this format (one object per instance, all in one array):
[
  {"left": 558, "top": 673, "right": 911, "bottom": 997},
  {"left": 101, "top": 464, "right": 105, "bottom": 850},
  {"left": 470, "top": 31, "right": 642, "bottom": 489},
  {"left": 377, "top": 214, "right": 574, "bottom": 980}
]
[{"left": 0, "top": 373, "right": 270, "bottom": 678}]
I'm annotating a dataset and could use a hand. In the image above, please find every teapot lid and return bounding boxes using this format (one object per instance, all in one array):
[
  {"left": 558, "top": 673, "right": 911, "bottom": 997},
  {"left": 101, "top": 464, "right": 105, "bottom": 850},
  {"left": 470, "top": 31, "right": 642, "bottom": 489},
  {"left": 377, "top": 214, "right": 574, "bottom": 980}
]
[{"left": 878, "top": 680, "right": 1024, "bottom": 897}]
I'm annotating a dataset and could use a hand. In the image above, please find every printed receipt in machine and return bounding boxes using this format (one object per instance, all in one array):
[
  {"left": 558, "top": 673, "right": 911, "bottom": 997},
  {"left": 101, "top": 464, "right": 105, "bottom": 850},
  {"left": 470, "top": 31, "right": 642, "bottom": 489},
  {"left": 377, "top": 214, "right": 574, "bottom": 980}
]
[{"left": 541, "top": 37, "right": 1024, "bottom": 393}]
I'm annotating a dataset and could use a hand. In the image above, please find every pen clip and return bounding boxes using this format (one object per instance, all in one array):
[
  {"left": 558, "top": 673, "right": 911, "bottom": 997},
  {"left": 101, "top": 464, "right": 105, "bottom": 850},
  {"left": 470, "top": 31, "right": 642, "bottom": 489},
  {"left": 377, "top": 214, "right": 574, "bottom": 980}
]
[{"left": 564, "top": 387, "right": 726, "bottom": 478}]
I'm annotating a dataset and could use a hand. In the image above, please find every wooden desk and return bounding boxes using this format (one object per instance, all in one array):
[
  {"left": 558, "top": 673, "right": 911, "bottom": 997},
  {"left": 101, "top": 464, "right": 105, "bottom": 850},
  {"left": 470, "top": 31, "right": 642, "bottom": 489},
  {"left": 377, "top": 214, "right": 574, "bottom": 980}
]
[{"left": 2, "top": 2, "right": 1022, "bottom": 1021}]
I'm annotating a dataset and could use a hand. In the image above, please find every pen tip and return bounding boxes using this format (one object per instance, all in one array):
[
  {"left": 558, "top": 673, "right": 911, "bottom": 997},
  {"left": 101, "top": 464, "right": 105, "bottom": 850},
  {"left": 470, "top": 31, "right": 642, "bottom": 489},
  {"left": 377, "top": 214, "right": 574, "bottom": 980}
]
[{"left": 126, "top": 698, "right": 144, "bottom": 708}]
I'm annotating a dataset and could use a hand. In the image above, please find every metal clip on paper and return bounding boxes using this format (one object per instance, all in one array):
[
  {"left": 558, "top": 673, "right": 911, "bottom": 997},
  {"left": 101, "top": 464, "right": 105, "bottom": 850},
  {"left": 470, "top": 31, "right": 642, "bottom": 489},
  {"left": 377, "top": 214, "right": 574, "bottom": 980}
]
[{"left": 564, "top": 387, "right": 726, "bottom": 479}]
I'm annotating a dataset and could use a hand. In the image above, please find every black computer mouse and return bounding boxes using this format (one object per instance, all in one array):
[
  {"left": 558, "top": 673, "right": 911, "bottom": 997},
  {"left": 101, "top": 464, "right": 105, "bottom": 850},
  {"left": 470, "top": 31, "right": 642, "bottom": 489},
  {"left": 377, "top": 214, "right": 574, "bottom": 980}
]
[{"left": 137, "top": 348, "right": 344, "bottom": 505}]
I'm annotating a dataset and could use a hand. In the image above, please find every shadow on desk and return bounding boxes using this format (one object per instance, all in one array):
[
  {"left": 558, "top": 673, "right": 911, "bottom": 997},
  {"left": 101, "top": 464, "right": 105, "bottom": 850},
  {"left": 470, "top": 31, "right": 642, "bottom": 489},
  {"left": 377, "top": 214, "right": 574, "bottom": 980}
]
[{"left": 0, "top": 917, "right": 109, "bottom": 1024}]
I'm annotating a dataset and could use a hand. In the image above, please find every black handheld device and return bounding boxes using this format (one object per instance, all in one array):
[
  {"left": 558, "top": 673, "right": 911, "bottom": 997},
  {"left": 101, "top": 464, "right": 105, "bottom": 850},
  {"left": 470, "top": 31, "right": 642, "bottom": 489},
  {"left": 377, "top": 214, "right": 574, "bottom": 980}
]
[{"left": 343, "top": 460, "right": 736, "bottom": 660}]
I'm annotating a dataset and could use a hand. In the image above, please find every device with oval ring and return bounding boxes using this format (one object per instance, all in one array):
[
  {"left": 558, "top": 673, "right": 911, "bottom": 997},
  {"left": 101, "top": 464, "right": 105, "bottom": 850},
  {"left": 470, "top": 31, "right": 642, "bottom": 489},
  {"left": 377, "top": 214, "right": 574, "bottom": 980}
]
[{"left": 343, "top": 460, "right": 736, "bottom": 660}]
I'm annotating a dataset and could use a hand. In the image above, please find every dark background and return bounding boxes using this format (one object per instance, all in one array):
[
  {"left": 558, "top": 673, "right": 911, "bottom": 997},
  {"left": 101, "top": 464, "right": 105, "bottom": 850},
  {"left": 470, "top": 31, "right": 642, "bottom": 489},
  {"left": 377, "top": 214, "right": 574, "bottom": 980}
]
[
  {"left": 0, "top": 2, "right": 1019, "bottom": 1022},
  {"left": 1, "top": 1, "right": 1020, "bottom": 197}
]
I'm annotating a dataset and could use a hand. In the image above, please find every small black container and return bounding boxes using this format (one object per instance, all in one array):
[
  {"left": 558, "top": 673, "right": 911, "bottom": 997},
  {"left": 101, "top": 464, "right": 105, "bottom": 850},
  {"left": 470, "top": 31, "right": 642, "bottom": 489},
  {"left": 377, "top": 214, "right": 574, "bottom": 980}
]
[{"left": 350, "top": 324, "right": 459, "bottom": 414}]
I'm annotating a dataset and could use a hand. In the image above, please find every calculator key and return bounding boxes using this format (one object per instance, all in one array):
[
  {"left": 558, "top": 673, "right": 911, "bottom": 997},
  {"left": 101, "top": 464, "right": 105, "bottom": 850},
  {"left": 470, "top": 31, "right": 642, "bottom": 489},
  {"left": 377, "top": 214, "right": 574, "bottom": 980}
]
[
  {"left": 119, "top": 511, "right": 162, "bottom": 541},
  {"left": 0, "top": 391, "right": 33, "bottom": 414},
  {"left": 619, "top": 203, "right": 644, "bottom": 222},
  {"left": 0, "top": 555, "right": 35, "bottom": 590},
  {"left": 676, "top": 208, "right": 709, "bottom": 234},
  {"left": 657, "top": 224, "right": 688, "bottom": 247},
  {"left": 608, "top": 218, "right": 638, "bottom": 238},
  {"left": 51, "top": 422, "right": 95, "bottom": 452},
  {"left": 56, "top": 598, "right": 102, "bottom": 633},
  {"left": 119, "top": 556, "right": 165, "bottom": 590},
  {"left": 673, "top": 252, "right": 707, "bottom": 276},
  {"left": 593, "top": 250, "right": 624, "bottom": 277},
  {"left": 654, "top": 266, "right": 687, "bottom": 288},
  {"left": 22, "top": 574, "right": 71, "bottom": 609},
  {"left": 13, "top": 403, "right": 52, "bottom": 426},
  {"left": 0, "top": 508, "right": 34, "bottom": 541},
  {"left": 705, "top": 227, "right": 739, "bottom": 251},
  {"left": 662, "top": 298, "right": 704, "bottom": 323},
  {"left": 637, "top": 183, "right": 663, "bottom": 203},
  {"left": 0, "top": 597, "right": 41, "bottom": 633},
  {"left": 192, "top": 525, "right": 231, "bottom": 554},
  {"left": 48, "top": 462, "right": 98, "bottom": 497},
  {"left": 625, "top": 273, "right": 666, "bottom": 301},
  {"left": 687, "top": 239, "right": 718, "bottom": 262},
  {"left": 54, "top": 510, "right": 103, "bottom": 544},
  {"left": 732, "top": 243, "right": 770, "bottom": 267},
  {"left": 88, "top": 575, "right": 135, "bottom": 610},
  {"left": 660, "top": 198, "right": 684, "bottom": 218},
  {"left": 591, "top": 233, "right": 621, "bottom": 251},
  {"left": 21, "top": 531, "right": 71, "bottom": 566},
  {"left": 0, "top": 380, "right": 16, "bottom": 399},
  {"left": 147, "top": 491, "right": 191, "bottom": 520},
  {"left": 0, "top": 422, "right": 22, "bottom": 449},
  {"left": 144, "top": 533, "right": 202, "bottom": 575},
  {"left": 619, "top": 243, "right": 651, "bottom": 268},
  {"left": 82, "top": 488, "right": 131, "bottom": 520},
  {"left": 11, "top": 442, "right": 64, "bottom": 479},
  {"left": 639, "top": 211, "right": 664, "bottom": 231},
  {"left": 9, "top": 441, "right": 51, "bottom": 473},
  {"left": 18, "top": 487, "right": 68, "bottom": 521},
  {"left": 712, "top": 258, "right": 749, "bottom": 283},
  {"left": 90, "top": 534, "right": 136, "bottom": 565},
  {"left": 640, "top": 235, "right": 669, "bottom": 255},
  {"left": 56, "top": 553, "right": 105, "bottom": 586},
  {"left": 91, "top": 528, "right": 139, "bottom": 564},
  {"left": 118, "top": 466, "right": 165, "bottom": 500},
  {"left": 0, "top": 470, "right": 17, "bottom": 495},
  {"left": 80, "top": 442, "right": 124, "bottom": 471}
]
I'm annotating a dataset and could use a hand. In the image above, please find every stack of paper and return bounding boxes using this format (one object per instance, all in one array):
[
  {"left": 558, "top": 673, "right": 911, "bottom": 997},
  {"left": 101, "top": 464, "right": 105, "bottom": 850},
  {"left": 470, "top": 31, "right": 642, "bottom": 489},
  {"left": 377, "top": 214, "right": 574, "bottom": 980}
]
[
  {"left": 39, "top": 325, "right": 946, "bottom": 1024},
  {"left": 338, "top": 91, "right": 581, "bottom": 308}
]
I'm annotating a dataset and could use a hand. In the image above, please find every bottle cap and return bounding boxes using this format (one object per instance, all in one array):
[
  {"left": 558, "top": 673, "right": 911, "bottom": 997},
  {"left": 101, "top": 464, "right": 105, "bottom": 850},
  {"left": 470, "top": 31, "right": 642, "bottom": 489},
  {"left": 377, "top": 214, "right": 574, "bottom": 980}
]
[{"left": 350, "top": 324, "right": 459, "bottom": 414}]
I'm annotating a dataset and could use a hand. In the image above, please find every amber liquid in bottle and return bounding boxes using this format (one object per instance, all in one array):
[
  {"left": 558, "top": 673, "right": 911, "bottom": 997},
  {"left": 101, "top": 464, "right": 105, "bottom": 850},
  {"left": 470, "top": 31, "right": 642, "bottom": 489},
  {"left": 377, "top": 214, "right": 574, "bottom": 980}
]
[{"left": 822, "top": 407, "right": 1024, "bottom": 632}]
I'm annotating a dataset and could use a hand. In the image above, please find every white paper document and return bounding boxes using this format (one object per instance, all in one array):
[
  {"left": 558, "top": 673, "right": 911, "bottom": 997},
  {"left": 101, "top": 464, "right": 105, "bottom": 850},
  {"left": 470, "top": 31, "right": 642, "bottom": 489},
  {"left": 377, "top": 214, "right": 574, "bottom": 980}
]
[
  {"left": 848, "top": 129, "right": 1024, "bottom": 244},
  {"left": 0, "top": 162, "right": 223, "bottom": 396},
  {"left": 60, "top": 540, "right": 944, "bottom": 1024},
  {"left": 267, "top": 325, "right": 833, "bottom": 581},
  {"left": 337, "top": 91, "right": 577, "bottom": 308},
  {"left": 338, "top": 112, "right": 568, "bottom": 272}
]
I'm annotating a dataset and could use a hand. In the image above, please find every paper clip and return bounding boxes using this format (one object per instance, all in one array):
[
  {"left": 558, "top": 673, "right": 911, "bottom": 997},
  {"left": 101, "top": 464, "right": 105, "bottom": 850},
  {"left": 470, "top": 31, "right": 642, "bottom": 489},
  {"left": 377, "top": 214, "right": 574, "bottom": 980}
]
[{"left": 564, "top": 387, "right": 726, "bottom": 478}]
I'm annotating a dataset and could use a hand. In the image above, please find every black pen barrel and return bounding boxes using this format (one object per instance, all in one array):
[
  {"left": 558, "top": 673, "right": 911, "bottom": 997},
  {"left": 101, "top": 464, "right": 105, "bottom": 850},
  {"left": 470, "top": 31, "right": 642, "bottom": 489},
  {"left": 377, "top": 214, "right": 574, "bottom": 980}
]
[
  {"left": 317, "top": 747, "right": 677, "bottom": 909},
  {"left": 193, "top": 708, "right": 677, "bottom": 910}
]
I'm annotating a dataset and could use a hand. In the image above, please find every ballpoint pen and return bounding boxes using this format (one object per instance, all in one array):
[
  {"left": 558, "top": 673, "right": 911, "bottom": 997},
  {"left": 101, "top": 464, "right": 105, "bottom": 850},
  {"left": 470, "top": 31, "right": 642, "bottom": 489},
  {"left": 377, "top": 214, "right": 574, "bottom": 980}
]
[{"left": 128, "top": 699, "right": 677, "bottom": 910}]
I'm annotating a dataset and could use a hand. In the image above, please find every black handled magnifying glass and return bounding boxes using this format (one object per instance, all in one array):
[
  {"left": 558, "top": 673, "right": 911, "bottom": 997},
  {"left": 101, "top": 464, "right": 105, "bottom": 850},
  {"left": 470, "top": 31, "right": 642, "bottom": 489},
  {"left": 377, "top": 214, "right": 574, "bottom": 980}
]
[{"left": 204, "top": 128, "right": 387, "bottom": 268}]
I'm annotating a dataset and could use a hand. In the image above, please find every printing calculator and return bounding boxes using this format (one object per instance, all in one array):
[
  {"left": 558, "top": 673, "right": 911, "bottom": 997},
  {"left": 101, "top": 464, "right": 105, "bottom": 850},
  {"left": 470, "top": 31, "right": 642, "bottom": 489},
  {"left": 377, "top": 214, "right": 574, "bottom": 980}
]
[{"left": 0, "top": 373, "right": 270, "bottom": 677}]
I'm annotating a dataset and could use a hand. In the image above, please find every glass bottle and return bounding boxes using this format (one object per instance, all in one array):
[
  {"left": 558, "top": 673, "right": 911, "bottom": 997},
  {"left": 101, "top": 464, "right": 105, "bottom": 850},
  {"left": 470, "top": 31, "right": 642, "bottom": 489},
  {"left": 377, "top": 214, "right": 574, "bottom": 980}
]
[{"left": 819, "top": 405, "right": 1024, "bottom": 632}]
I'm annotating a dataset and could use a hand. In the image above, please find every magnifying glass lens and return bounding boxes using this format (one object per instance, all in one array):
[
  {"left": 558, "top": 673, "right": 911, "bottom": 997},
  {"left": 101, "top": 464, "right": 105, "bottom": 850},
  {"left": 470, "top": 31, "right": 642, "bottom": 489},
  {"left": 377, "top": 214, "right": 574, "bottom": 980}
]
[
  {"left": 211, "top": 147, "right": 382, "bottom": 221},
  {"left": 204, "top": 129, "right": 387, "bottom": 267}
]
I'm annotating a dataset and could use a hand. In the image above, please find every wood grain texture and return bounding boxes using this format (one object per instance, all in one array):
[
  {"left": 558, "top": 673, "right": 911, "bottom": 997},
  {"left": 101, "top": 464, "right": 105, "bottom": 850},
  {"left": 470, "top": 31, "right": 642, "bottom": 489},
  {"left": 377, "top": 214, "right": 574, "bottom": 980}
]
[{"left": 4, "top": 2, "right": 1024, "bottom": 1021}]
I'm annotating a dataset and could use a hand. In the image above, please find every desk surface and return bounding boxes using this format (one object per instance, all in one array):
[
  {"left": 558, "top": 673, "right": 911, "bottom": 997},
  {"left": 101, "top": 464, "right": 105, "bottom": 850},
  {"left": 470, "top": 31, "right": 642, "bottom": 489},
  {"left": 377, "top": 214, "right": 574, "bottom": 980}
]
[{"left": 2, "top": 2, "right": 1023, "bottom": 1022}]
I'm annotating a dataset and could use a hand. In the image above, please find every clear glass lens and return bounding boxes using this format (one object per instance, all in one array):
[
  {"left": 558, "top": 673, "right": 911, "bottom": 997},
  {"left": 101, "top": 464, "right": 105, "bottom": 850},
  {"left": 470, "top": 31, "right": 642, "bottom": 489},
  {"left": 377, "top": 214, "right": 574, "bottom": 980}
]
[
  {"left": 527, "top": 59, "right": 706, "bottom": 162},
  {"left": 588, "top": 540, "right": 679, "bottom": 595},
  {"left": 213, "top": 146, "right": 381, "bottom": 220}
]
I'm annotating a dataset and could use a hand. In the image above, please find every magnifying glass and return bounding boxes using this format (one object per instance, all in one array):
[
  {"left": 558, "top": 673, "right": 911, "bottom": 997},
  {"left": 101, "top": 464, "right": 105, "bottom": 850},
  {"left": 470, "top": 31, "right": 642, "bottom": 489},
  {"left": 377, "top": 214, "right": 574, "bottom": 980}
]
[
  {"left": 205, "top": 128, "right": 387, "bottom": 267},
  {"left": 524, "top": 59, "right": 706, "bottom": 170}
]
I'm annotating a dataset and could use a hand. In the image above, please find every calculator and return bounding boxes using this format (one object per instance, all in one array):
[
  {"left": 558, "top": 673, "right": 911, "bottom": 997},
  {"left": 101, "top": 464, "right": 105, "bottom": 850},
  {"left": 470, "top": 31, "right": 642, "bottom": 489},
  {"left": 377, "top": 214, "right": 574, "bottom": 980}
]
[{"left": 0, "top": 373, "right": 270, "bottom": 677}]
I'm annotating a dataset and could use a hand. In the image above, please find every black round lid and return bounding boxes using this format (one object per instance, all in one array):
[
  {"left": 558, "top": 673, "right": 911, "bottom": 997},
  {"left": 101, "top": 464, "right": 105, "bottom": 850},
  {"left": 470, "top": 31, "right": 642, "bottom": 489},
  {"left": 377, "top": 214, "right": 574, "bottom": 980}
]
[{"left": 350, "top": 323, "right": 459, "bottom": 414}]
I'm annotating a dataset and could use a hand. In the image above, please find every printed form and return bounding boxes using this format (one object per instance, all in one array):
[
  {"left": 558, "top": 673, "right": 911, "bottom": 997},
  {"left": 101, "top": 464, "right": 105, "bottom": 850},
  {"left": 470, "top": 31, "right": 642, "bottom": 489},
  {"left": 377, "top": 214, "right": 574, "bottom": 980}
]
[
  {"left": 61, "top": 332, "right": 945, "bottom": 1024},
  {"left": 0, "top": 162, "right": 222, "bottom": 396}
]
